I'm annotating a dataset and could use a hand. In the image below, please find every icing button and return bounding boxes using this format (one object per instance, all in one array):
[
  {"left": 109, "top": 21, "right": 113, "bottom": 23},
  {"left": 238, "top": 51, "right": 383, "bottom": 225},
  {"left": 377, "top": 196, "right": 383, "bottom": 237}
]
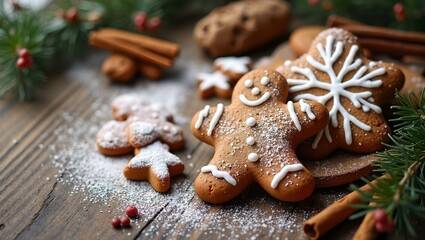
[
  {"left": 246, "top": 117, "right": 256, "bottom": 127},
  {"left": 248, "top": 153, "right": 259, "bottom": 162},
  {"left": 246, "top": 136, "right": 255, "bottom": 145}
]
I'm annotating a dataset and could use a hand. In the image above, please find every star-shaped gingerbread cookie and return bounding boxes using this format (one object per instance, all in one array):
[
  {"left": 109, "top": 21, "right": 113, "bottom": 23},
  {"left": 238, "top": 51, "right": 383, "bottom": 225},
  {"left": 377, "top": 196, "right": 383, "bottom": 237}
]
[
  {"left": 191, "top": 69, "right": 329, "bottom": 203},
  {"left": 123, "top": 141, "right": 184, "bottom": 192},
  {"left": 278, "top": 28, "right": 405, "bottom": 160}
]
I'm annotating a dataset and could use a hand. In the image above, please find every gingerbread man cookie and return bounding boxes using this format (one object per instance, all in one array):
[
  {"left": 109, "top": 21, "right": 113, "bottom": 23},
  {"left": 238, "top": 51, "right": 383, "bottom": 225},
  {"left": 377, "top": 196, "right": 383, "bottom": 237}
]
[
  {"left": 112, "top": 94, "right": 173, "bottom": 122},
  {"left": 127, "top": 117, "right": 184, "bottom": 151},
  {"left": 123, "top": 141, "right": 185, "bottom": 192},
  {"left": 191, "top": 69, "right": 329, "bottom": 203},
  {"left": 278, "top": 28, "right": 405, "bottom": 160}
]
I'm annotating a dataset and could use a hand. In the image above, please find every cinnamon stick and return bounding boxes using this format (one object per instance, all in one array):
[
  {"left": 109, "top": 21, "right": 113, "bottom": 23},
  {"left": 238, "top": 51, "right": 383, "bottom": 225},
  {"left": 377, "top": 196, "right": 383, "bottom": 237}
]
[
  {"left": 359, "top": 38, "right": 425, "bottom": 57},
  {"left": 96, "top": 28, "right": 180, "bottom": 58},
  {"left": 89, "top": 32, "right": 173, "bottom": 68},
  {"left": 303, "top": 175, "right": 386, "bottom": 240},
  {"left": 352, "top": 203, "right": 379, "bottom": 240},
  {"left": 326, "top": 15, "right": 365, "bottom": 28}
]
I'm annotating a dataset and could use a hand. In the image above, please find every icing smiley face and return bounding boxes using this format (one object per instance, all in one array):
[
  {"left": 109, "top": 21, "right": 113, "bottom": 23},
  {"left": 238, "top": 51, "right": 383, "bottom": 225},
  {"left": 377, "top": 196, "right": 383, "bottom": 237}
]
[
  {"left": 191, "top": 69, "right": 330, "bottom": 204},
  {"left": 234, "top": 69, "right": 288, "bottom": 108}
]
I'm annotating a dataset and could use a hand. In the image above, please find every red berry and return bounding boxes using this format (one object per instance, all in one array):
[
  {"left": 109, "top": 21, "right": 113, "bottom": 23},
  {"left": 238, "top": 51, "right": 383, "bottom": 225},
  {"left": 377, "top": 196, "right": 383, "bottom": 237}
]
[
  {"left": 133, "top": 12, "right": 147, "bottom": 31},
  {"left": 18, "top": 48, "right": 31, "bottom": 59},
  {"left": 24, "top": 58, "right": 33, "bottom": 68},
  {"left": 16, "top": 57, "right": 27, "bottom": 69},
  {"left": 125, "top": 206, "right": 138, "bottom": 218},
  {"left": 393, "top": 3, "right": 405, "bottom": 22},
  {"left": 145, "top": 17, "right": 161, "bottom": 32},
  {"left": 66, "top": 7, "right": 79, "bottom": 22},
  {"left": 120, "top": 216, "right": 131, "bottom": 227},
  {"left": 374, "top": 209, "right": 387, "bottom": 223},
  {"left": 111, "top": 217, "right": 121, "bottom": 228}
]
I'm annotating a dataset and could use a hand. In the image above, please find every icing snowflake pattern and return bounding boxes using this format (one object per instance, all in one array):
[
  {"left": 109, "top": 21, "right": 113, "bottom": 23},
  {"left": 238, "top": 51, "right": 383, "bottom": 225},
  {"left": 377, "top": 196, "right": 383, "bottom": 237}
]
[{"left": 288, "top": 35, "right": 386, "bottom": 147}]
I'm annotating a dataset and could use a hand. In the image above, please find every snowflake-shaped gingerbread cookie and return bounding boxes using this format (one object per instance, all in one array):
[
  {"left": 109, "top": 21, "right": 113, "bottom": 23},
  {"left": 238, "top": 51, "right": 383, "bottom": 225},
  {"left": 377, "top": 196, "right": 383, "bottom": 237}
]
[
  {"left": 278, "top": 28, "right": 405, "bottom": 160},
  {"left": 191, "top": 69, "right": 329, "bottom": 203}
]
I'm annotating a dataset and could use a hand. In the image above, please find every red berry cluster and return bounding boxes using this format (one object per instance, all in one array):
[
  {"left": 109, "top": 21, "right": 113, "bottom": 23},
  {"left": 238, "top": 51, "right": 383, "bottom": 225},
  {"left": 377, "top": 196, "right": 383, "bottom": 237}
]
[
  {"left": 374, "top": 209, "right": 395, "bottom": 233},
  {"left": 57, "top": 7, "right": 79, "bottom": 23},
  {"left": 111, "top": 206, "right": 139, "bottom": 228},
  {"left": 16, "top": 49, "right": 33, "bottom": 69},
  {"left": 133, "top": 12, "right": 162, "bottom": 32},
  {"left": 393, "top": 3, "right": 405, "bottom": 22}
]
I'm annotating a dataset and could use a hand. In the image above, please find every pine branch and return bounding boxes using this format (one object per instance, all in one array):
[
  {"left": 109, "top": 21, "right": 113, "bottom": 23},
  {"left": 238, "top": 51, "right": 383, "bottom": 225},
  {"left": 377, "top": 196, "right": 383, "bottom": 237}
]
[{"left": 351, "top": 90, "right": 425, "bottom": 237}]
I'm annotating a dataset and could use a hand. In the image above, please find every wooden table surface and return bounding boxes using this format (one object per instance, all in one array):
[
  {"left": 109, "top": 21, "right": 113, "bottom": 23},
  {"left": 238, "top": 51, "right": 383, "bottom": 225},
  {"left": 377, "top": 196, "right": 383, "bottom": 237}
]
[{"left": 1, "top": 20, "right": 421, "bottom": 240}]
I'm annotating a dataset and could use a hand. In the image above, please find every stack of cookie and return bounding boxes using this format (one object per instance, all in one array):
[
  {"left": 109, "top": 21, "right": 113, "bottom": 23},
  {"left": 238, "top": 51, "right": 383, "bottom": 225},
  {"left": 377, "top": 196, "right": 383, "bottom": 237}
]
[
  {"left": 191, "top": 28, "right": 405, "bottom": 204},
  {"left": 96, "top": 94, "right": 185, "bottom": 192}
]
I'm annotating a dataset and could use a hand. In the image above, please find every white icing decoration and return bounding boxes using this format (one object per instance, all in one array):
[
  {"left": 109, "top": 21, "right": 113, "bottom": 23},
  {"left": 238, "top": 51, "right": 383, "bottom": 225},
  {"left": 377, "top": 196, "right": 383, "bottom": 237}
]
[
  {"left": 214, "top": 56, "right": 251, "bottom": 74},
  {"left": 287, "top": 101, "right": 301, "bottom": 131},
  {"left": 271, "top": 163, "right": 304, "bottom": 189},
  {"left": 299, "top": 99, "right": 316, "bottom": 120},
  {"left": 246, "top": 117, "right": 256, "bottom": 127},
  {"left": 369, "top": 61, "right": 377, "bottom": 68},
  {"left": 251, "top": 87, "right": 260, "bottom": 95},
  {"left": 207, "top": 103, "right": 224, "bottom": 136},
  {"left": 260, "top": 76, "right": 270, "bottom": 85},
  {"left": 287, "top": 35, "right": 385, "bottom": 145},
  {"left": 240, "top": 92, "right": 271, "bottom": 107},
  {"left": 284, "top": 60, "right": 293, "bottom": 67},
  {"left": 195, "top": 105, "right": 210, "bottom": 129},
  {"left": 247, "top": 153, "right": 259, "bottom": 162},
  {"left": 244, "top": 79, "right": 253, "bottom": 88},
  {"left": 198, "top": 72, "right": 230, "bottom": 90},
  {"left": 246, "top": 136, "right": 255, "bottom": 145},
  {"left": 201, "top": 165, "right": 237, "bottom": 186}
]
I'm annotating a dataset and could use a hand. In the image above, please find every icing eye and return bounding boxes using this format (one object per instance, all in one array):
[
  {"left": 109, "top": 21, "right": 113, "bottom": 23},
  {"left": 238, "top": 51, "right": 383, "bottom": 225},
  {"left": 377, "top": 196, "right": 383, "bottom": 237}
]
[
  {"left": 251, "top": 87, "right": 260, "bottom": 95},
  {"left": 260, "top": 76, "right": 270, "bottom": 85},
  {"left": 244, "top": 79, "right": 253, "bottom": 88},
  {"left": 246, "top": 117, "right": 256, "bottom": 127}
]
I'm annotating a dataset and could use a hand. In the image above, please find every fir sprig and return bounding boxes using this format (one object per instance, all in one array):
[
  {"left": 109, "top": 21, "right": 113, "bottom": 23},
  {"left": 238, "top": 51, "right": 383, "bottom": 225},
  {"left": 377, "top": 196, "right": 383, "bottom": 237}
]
[
  {"left": 351, "top": 90, "right": 425, "bottom": 237},
  {"left": 0, "top": 7, "right": 55, "bottom": 100}
]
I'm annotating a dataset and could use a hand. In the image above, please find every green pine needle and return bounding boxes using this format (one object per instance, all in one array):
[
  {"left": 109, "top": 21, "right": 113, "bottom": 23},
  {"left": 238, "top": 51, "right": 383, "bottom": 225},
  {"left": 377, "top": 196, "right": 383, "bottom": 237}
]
[{"left": 350, "top": 90, "right": 425, "bottom": 237}]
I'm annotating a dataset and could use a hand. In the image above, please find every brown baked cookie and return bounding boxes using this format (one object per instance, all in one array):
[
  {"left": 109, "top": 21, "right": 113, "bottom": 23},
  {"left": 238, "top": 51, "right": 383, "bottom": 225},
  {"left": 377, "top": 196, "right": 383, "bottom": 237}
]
[
  {"left": 213, "top": 56, "right": 252, "bottom": 81},
  {"left": 123, "top": 141, "right": 184, "bottom": 192},
  {"left": 96, "top": 120, "right": 134, "bottom": 156},
  {"left": 127, "top": 117, "right": 184, "bottom": 151},
  {"left": 112, "top": 94, "right": 173, "bottom": 122},
  {"left": 289, "top": 26, "right": 326, "bottom": 57},
  {"left": 193, "top": 0, "right": 290, "bottom": 56},
  {"left": 102, "top": 54, "right": 137, "bottom": 82},
  {"left": 278, "top": 28, "right": 405, "bottom": 161},
  {"left": 197, "top": 71, "right": 233, "bottom": 99},
  {"left": 191, "top": 69, "right": 329, "bottom": 204}
]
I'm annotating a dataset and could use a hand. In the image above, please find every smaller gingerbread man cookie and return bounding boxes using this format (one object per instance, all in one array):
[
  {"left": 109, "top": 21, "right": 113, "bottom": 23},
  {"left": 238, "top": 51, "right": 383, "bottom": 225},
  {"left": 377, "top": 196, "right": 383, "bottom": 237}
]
[
  {"left": 213, "top": 56, "right": 252, "bottom": 81},
  {"left": 112, "top": 94, "right": 173, "bottom": 122},
  {"left": 123, "top": 141, "right": 185, "bottom": 192},
  {"left": 127, "top": 117, "right": 184, "bottom": 151},
  {"left": 197, "top": 56, "right": 252, "bottom": 99},
  {"left": 192, "top": 69, "right": 329, "bottom": 203},
  {"left": 278, "top": 28, "right": 405, "bottom": 160}
]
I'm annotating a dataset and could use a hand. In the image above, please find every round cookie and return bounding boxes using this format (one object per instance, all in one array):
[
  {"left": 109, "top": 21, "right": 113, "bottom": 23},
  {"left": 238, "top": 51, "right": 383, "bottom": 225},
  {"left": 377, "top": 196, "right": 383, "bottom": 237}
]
[
  {"left": 102, "top": 54, "right": 137, "bottom": 82},
  {"left": 191, "top": 69, "right": 329, "bottom": 203},
  {"left": 193, "top": 0, "right": 291, "bottom": 56},
  {"left": 278, "top": 28, "right": 405, "bottom": 161},
  {"left": 289, "top": 26, "right": 325, "bottom": 57}
]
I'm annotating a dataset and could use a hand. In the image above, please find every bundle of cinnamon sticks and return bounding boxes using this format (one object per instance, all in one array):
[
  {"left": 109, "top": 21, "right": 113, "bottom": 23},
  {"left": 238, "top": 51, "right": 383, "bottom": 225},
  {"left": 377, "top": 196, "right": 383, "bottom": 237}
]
[
  {"left": 303, "top": 175, "right": 388, "bottom": 240},
  {"left": 89, "top": 28, "right": 180, "bottom": 81},
  {"left": 327, "top": 16, "right": 425, "bottom": 57}
]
